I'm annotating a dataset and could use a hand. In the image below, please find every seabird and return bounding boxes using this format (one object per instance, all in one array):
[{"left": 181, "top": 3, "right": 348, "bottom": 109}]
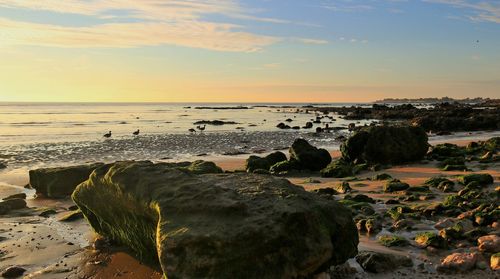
[
  {"left": 103, "top": 131, "right": 112, "bottom": 138},
  {"left": 196, "top": 125, "right": 206, "bottom": 131},
  {"left": 133, "top": 129, "right": 140, "bottom": 136},
  {"left": 188, "top": 128, "right": 196, "bottom": 133}
]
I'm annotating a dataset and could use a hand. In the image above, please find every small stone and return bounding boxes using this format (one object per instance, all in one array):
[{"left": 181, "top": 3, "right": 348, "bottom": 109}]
[
  {"left": 1, "top": 266, "right": 27, "bottom": 278},
  {"left": 437, "top": 252, "right": 478, "bottom": 273},
  {"left": 478, "top": 235, "right": 500, "bottom": 253}
]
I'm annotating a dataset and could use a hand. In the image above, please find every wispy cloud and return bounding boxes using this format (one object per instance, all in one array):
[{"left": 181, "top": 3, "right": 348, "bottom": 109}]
[
  {"left": 0, "top": 0, "right": 287, "bottom": 51},
  {"left": 424, "top": 0, "right": 500, "bottom": 24},
  {"left": 291, "top": 37, "right": 329, "bottom": 45}
]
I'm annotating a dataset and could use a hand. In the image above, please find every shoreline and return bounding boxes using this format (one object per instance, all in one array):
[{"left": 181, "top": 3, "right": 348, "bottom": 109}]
[{"left": 0, "top": 135, "right": 499, "bottom": 278}]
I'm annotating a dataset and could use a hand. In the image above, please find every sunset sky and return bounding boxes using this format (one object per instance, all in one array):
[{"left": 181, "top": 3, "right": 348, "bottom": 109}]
[{"left": 0, "top": 0, "right": 499, "bottom": 103}]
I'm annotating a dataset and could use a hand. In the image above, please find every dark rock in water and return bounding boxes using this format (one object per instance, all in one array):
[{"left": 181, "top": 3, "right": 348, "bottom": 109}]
[
  {"left": 303, "top": 122, "right": 313, "bottom": 129},
  {"left": 29, "top": 163, "right": 104, "bottom": 198},
  {"left": 320, "top": 159, "right": 353, "bottom": 178},
  {"left": 355, "top": 251, "right": 412, "bottom": 273},
  {"left": 383, "top": 179, "right": 410, "bottom": 193},
  {"left": 276, "top": 123, "right": 291, "bottom": 129},
  {"left": 193, "top": 120, "right": 238, "bottom": 125},
  {"left": 72, "top": 161, "right": 359, "bottom": 278},
  {"left": 341, "top": 126, "right": 428, "bottom": 164},
  {"left": 0, "top": 162, "right": 6, "bottom": 169},
  {"left": 1, "top": 266, "right": 26, "bottom": 278},
  {"left": 245, "top": 152, "right": 287, "bottom": 172},
  {"left": 289, "top": 139, "right": 332, "bottom": 171},
  {"left": 457, "top": 173, "right": 493, "bottom": 186},
  {"left": 3, "top": 193, "right": 26, "bottom": 201},
  {"left": 0, "top": 198, "right": 27, "bottom": 215}
]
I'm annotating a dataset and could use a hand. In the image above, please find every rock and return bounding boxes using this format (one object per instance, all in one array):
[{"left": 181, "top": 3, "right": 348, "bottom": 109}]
[
  {"left": 457, "top": 173, "right": 494, "bottom": 186},
  {"left": 372, "top": 173, "right": 392, "bottom": 180},
  {"left": 345, "top": 194, "right": 375, "bottom": 204},
  {"left": 269, "top": 160, "right": 298, "bottom": 174},
  {"left": 3, "top": 193, "right": 26, "bottom": 201},
  {"left": 333, "top": 182, "right": 352, "bottom": 194},
  {"left": 0, "top": 198, "right": 27, "bottom": 215},
  {"left": 73, "top": 161, "right": 359, "bottom": 278},
  {"left": 414, "top": 232, "right": 447, "bottom": 249},
  {"left": 377, "top": 235, "right": 409, "bottom": 247},
  {"left": 180, "top": 160, "right": 223, "bottom": 174},
  {"left": 39, "top": 208, "right": 57, "bottom": 217},
  {"left": 383, "top": 179, "right": 410, "bottom": 193},
  {"left": 313, "top": 188, "right": 338, "bottom": 196},
  {"left": 245, "top": 152, "right": 287, "bottom": 172},
  {"left": 303, "top": 122, "right": 313, "bottom": 129},
  {"left": 355, "top": 251, "right": 412, "bottom": 273},
  {"left": 58, "top": 210, "right": 84, "bottom": 222},
  {"left": 340, "top": 125, "right": 428, "bottom": 164},
  {"left": 320, "top": 159, "right": 353, "bottom": 178},
  {"left": 478, "top": 235, "right": 500, "bottom": 253},
  {"left": 437, "top": 252, "right": 478, "bottom": 273},
  {"left": 424, "top": 176, "right": 452, "bottom": 187},
  {"left": 1, "top": 266, "right": 26, "bottom": 278},
  {"left": 491, "top": 253, "right": 500, "bottom": 271},
  {"left": 289, "top": 139, "right": 332, "bottom": 171},
  {"left": 29, "top": 163, "right": 104, "bottom": 198},
  {"left": 429, "top": 143, "right": 465, "bottom": 159}
]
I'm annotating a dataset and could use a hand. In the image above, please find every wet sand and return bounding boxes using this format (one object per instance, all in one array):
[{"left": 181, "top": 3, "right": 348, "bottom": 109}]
[{"left": 0, "top": 138, "right": 499, "bottom": 278}]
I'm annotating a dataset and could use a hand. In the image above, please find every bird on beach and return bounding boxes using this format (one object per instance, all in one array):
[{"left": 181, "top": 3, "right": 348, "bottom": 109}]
[
  {"left": 188, "top": 128, "right": 196, "bottom": 133},
  {"left": 103, "top": 131, "right": 112, "bottom": 138},
  {"left": 133, "top": 129, "right": 140, "bottom": 136},
  {"left": 196, "top": 125, "right": 206, "bottom": 132}
]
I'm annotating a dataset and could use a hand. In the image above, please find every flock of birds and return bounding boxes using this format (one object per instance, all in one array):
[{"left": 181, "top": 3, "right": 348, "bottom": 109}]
[{"left": 103, "top": 125, "right": 207, "bottom": 138}]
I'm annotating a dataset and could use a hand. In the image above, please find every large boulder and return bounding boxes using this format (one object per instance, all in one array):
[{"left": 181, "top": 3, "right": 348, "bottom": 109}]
[
  {"left": 245, "top": 152, "right": 287, "bottom": 172},
  {"left": 289, "top": 139, "right": 332, "bottom": 171},
  {"left": 29, "top": 163, "right": 104, "bottom": 198},
  {"left": 341, "top": 126, "right": 429, "bottom": 164},
  {"left": 73, "top": 161, "right": 358, "bottom": 279}
]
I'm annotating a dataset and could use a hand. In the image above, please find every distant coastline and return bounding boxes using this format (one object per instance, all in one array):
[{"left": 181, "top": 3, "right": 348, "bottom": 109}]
[{"left": 374, "top": 97, "right": 498, "bottom": 104}]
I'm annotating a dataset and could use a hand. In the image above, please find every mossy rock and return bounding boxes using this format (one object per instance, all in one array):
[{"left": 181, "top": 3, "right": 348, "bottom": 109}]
[
  {"left": 334, "top": 182, "right": 352, "bottom": 194},
  {"left": 355, "top": 251, "right": 412, "bottom": 273},
  {"left": 344, "top": 194, "right": 375, "bottom": 204},
  {"left": 269, "top": 160, "right": 298, "bottom": 174},
  {"left": 457, "top": 173, "right": 494, "bottom": 186},
  {"left": 387, "top": 206, "right": 413, "bottom": 221},
  {"left": 414, "top": 232, "right": 447, "bottom": 249},
  {"left": 29, "top": 163, "right": 104, "bottom": 198},
  {"left": 289, "top": 139, "right": 332, "bottom": 171},
  {"left": 320, "top": 159, "right": 353, "bottom": 178},
  {"left": 245, "top": 152, "right": 287, "bottom": 172},
  {"left": 429, "top": 143, "right": 465, "bottom": 159},
  {"left": 384, "top": 179, "right": 410, "bottom": 193},
  {"left": 341, "top": 125, "right": 428, "bottom": 165},
  {"left": 442, "top": 165, "right": 468, "bottom": 171},
  {"left": 406, "top": 186, "right": 430, "bottom": 193},
  {"left": 372, "top": 173, "right": 392, "bottom": 181},
  {"left": 73, "top": 161, "right": 359, "bottom": 278},
  {"left": 424, "top": 177, "right": 452, "bottom": 188},
  {"left": 378, "top": 235, "right": 409, "bottom": 247}
]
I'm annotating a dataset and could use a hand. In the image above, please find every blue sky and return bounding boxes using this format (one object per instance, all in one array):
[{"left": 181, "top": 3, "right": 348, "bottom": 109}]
[{"left": 0, "top": 0, "right": 498, "bottom": 102}]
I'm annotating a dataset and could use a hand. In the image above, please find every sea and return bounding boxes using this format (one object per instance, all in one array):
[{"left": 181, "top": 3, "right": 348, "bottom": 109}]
[{"left": 0, "top": 102, "right": 498, "bottom": 171}]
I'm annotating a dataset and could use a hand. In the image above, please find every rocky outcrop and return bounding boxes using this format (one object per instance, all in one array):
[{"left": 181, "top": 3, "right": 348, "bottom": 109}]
[
  {"left": 73, "top": 161, "right": 358, "bottom": 279},
  {"left": 355, "top": 251, "right": 412, "bottom": 273},
  {"left": 340, "top": 126, "right": 428, "bottom": 165},
  {"left": 245, "top": 152, "right": 287, "bottom": 172},
  {"left": 289, "top": 139, "right": 332, "bottom": 171},
  {"left": 29, "top": 163, "right": 104, "bottom": 198}
]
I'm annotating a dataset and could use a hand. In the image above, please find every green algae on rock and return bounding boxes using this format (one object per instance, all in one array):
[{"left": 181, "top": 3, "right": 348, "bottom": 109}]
[
  {"left": 29, "top": 163, "right": 104, "bottom": 198},
  {"left": 72, "top": 161, "right": 358, "bottom": 278}
]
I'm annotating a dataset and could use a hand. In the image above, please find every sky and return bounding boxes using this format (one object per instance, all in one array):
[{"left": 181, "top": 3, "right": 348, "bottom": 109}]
[{"left": 0, "top": 0, "right": 499, "bottom": 103}]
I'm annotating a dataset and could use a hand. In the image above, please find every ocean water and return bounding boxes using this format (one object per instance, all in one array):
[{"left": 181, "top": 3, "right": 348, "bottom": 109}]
[{"left": 0, "top": 102, "right": 373, "bottom": 169}]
